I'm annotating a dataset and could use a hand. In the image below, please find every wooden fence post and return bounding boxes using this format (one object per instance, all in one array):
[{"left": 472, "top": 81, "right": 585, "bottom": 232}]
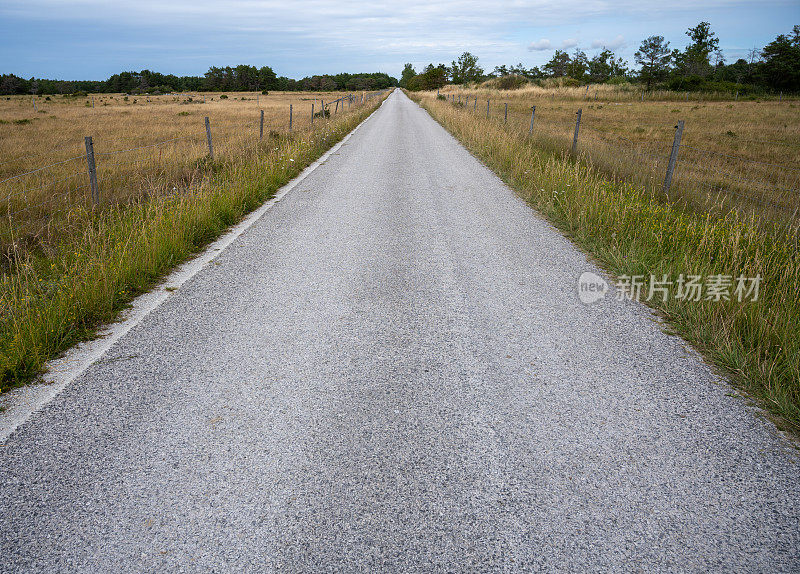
[
  {"left": 663, "top": 120, "right": 684, "bottom": 195},
  {"left": 205, "top": 117, "right": 214, "bottom": 160},
  {"left": 289, "top": 104, "right": 293, "bottom": 131},
  {"left": 260, "top": 109, "right": 264, "bottom": 139},
  {"left": 504, "top": 102, "right": 508, "bottom": 123},
  {"left": 474, "top": 97, "right": 477, "bottom": 111},
  {"left": 572, "top": 109, "right": 582, "bottom": 154},
  {"left": 486, "top": 99, "right": 490, "bottom": 119},
  {"left": 311, "top": 103, "right": 314, "bottom": 125},
  {"left": 529, "top": 106, "right": 536, "bottom": 136},
  {"left": 84, "top": 136, "right": 99, "bottom": 204}
]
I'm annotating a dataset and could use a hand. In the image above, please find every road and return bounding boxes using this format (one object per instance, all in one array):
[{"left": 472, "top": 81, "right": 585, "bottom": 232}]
[{"left": 1, "top": 90, "right": 798, "bottom": 572}]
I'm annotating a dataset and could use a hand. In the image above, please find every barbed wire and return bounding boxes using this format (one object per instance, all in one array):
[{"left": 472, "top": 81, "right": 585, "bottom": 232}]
[
  {"left": 0, "top": 155, "right": 86, "bottom": 186},
  {"left": 442, "top": 93, "right": 800, "bottom": 219},
  {"left": 1, "top": 91, "right": 385, "bottom": 237}
]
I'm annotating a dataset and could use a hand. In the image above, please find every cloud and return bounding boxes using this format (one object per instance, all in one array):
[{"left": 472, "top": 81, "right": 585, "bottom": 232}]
[
  {"left": 590, "top": 34, "right": 626, "bottom": 50},
  {"left": 529, "top": 37, "right": 580, "bottom": 52},
  {"left": 0, "top": 0, "right": 790, "bottom": 79},
  {"left": 528, "top": 39, "right": 552, "bottom": 51}
]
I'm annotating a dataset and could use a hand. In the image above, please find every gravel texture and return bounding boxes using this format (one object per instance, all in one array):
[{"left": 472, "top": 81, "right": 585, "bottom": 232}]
[{"left": 1, "top": 90, "right": 798, "bottom": 573}]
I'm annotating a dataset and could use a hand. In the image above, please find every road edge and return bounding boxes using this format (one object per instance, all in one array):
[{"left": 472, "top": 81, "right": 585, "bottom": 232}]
[{"left": 0, "top": 100, "right": 387, "bottom": 445}]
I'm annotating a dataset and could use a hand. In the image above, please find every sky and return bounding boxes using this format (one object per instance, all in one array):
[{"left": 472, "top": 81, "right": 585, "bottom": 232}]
[{"left": 0, "top": 1, "right": 798, "bottom": 81}]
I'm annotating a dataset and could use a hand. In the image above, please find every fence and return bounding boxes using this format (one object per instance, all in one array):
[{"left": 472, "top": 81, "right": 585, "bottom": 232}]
[
  {"left": 0, "top": 89, "right": 390, "bottom": 256},
  {"left": 435, "top": 91, "right": 800, "bottom": 222}
]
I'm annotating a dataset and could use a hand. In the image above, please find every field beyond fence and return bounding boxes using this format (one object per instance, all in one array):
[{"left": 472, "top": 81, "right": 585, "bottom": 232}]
[
  {"left": 0, "top": 90, "right": 386, "bottom": 265},
  {"left": 435, "top": 85, "right": 800, "bottom": 228}
]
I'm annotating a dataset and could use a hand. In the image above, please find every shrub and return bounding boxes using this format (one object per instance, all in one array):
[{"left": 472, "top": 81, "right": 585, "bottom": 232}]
[
  {"left": 220, "top": 94, "right": 228, "bottom": 99},
  {"left": 667, "top": 75, "right": 704, "bottom": 91},
  {"left": 482, "top": 75, "right": 529, "bottom": 90}
]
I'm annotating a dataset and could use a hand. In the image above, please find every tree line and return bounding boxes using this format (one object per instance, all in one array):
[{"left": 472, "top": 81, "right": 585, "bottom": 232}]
[
  {"left": 0, "top": 65, "right": 397, "bottom": 96},
  {"left": 400, "top": 23, "right": 800, "bottom": 93}
]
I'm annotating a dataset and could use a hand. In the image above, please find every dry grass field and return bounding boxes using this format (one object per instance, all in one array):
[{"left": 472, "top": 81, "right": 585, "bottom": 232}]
[
  {"left": 437, "top": 84, "right": 800, "bottom": 223},
  {"left": 0, "top": 90, "right": 369, "bottom": 261},
  {"left": 410, "top": 87, "right": 800, "bottom": 432}
]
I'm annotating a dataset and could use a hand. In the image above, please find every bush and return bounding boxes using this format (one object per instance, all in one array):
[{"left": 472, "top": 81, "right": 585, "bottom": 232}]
[
  {"left": 220, "top": 94, "right": 228, "bottom": 99},
  {"left": 699, "top": 81, "right": 756, "bottom": 95},
  {"left": 436, "top": 94, "right": 446, "bottom": 101},
  {"left": 261, "top": 90, "right": 269, "bottom": 95},
  {"left": 667, "top": 75, "right": 704, "bottom": 91},
  {"left": 482, "top": 75, "right": 529, "bottom": 90}
]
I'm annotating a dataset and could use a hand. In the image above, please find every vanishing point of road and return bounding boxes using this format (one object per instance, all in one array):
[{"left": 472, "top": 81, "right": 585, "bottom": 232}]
[{"left": 1, "top": 90, "right": 798, "bottom": 572}]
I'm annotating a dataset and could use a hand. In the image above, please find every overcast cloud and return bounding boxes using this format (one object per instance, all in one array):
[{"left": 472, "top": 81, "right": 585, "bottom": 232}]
[{"left": 0, "top": 0, "right": 796, "bottom": 79}]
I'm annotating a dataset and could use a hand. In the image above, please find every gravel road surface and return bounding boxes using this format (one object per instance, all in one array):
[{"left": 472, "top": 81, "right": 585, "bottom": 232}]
[{"left": 1, "top": 90, "right": 798, "bottom": 572}]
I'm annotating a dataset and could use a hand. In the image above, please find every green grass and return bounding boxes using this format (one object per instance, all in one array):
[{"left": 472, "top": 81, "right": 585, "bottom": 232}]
[
  {"left": 0, "top": 98, "right": 384, "bottom": 392},
  {"left": 409, "top": 90, "right": 800, "bottom": 434}
]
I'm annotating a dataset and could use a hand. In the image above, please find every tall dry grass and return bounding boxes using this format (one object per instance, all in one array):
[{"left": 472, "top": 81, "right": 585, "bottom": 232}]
[
  {"left": 437, "top": 85, "right": 800, "bottom": 223},
  {"left": 0, "top": 91, "right": 368, "bottom": 261},
  {"left": 410, "top": 89, "right": 800, "bottom": 433}
]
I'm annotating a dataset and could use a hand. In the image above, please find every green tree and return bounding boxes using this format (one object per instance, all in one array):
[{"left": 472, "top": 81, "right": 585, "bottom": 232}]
[
  {"left": 258, "top": 66, "right": 278, "bottom": 90},
  {"left": 760, "top": 25, "right": 800, "bottom": 91},
  {"left": 544, "top": 50, "right": 571, "bottom": 77},
  {"left": 449, "top": 52, "right": 484, "bottom": 84},
  {"left": 407, "top": 64, "right": 448, "bottom": 91},
  {"left": 567, "top": 49, "right": 588, "bottom": 81},
  {"left": 493, "top": 64, "right": 510, "bottom": 77},
  {"left": 588, "top": 49, "right": 627, "bottom": 83},
  {"left": 635, "top": 36, "right": 672, "bottom": 89},
  {"left": 681, "top": 21, "right": 720, "bottom": 78},
  {"left": 399, "top": 63, "right": 416, "bottom": 88}
]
